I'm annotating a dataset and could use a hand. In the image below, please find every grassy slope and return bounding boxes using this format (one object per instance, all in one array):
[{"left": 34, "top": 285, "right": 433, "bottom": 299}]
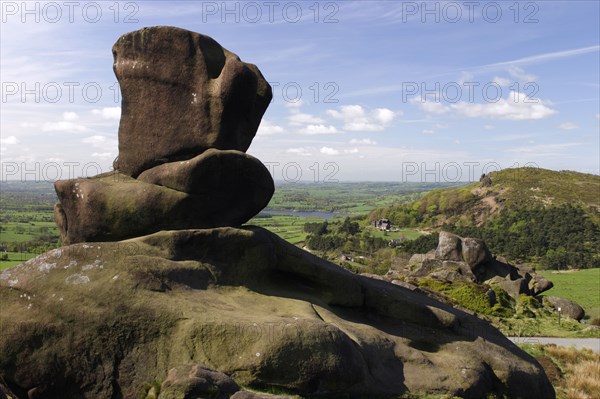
[
  {"left": 539, "top": 269, "right": 600, "bottom": 319},
  {"left": 370, "top": 167, "right": 600, "bottom": 227}
]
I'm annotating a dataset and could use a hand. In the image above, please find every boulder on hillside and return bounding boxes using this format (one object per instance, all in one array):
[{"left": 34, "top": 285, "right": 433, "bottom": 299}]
[
  {"left": 544, "top": 296, "right": 585, "bottom": 321},
  {"left": 435, "top": 231, "right": 463, "bottom": 262},
  {"left": 112, "top": 26, "right": 272, "bottom": 177},
  {"left": 529, "top": 275, "right": 554, "bottom": 296},
  {"left": 461, "top": 237, "right": 492, "bottom": 270},
  {"left": 0, "top": 227, "right": 555, "bottom": 398}
]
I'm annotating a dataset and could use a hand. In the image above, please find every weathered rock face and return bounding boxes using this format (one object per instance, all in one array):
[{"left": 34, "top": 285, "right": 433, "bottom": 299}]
[
  {"left": 113, "top": 26, "right": 272, "bottom": 177},
  {"left": 53, "top": 27, "right": 274, "bottom": 244},
  {"left": 435, "top": 231, "right": 463, "bottom": 262},
  {"left": 435, "top": 232, "right": 492, "bottom": 270},
  {"left": 159, "top": 364, "right": 239, "bottom": 399},
  {"left": 461, "top": 237, "right": 492, "bottom": 269},
  {"left": 0, "top": 227, "right": 554, "bottom": 399},
  {"left": 544, "top": 296, "right": 585, "bottom": 321},
  {"left": 54, "top": 152, "right": 274, "bottom": 244}
]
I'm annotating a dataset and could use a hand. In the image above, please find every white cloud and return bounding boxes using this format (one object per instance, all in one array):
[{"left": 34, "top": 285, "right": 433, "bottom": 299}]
[
  {"left": 300, "top": 124, "right": 338, "bottom": 135},
  {"left": 506, "top": 142, "right": 582, "bottom": 156},
  {"left": 434, "top": 123, "right": 449, "bottom": 129},
  {"left": 257, "top": 120, "right": 284, "bottom": 136},
  {"left": 0, "top": 136, "right": 18, "bottom": 145},
  {"left": 91, "top": 152, "right": 113, "bottom": 159},
  {"left": 42, "top": 121, "right": 88, "bottom": 133},
  {"left": 320, "top": 146, "right": 340, "bottom": 155},
  {"left": 411, "top": 99, "right": 449, "bottom": 114},
  {"left": 63, "top": 111, "right": 79, "bottom": 121},
  {"left": 82, "top": 135, "right": 106, "bottom": 144},
  {"left": 507, "top": 66, "right": 537, "bottom": 82},
  {"left": 458, "top": 71, "right": 474, "bottom": 85},
  {"left": 415, "top": 91, "right": 555, "bottom": 120},
  {"left": 344, "top": 148, "right": 359, "bottom": 154},
  {"left": 286, "top": 147, "right": 312, "bottom": 156},
  {"left": 493, "top": 77, "right": 512, "bottom": 87},
  {"left": 327, "top": 105, "right": 397, "bottom": 131},
  {"left": 349, "top": 138, "right": 377, "bottom": 145},
  {"left": 373, "top": 108, "right": 396, "bottom": 124},
  {"left": 285, "top": 99, "right": 304, "bottom": 109},
  {"left": 558, "top": 122, "right": 578, "bottom": 130},
  {"left": 421, "top": 129, "right": 434, "bottom": 135},
  {"left": 288, "top": 112, "right": 325, "bottom": 125},
  {"left": 92, "top": 107, "right": 121, "bottom": 120},
  {"left": 484, "top": 125, "right": 495, "bottom": 130}
]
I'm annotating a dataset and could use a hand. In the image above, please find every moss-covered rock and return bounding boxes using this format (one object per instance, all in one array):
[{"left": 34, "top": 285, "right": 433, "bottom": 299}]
[{"left": 0, "top": 227, "right": 554, "bottom": 398}]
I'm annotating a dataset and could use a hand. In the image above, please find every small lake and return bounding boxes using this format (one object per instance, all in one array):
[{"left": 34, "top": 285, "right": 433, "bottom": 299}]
[{"left": 258, "top": 210, "right": 355, "bottom": 219}]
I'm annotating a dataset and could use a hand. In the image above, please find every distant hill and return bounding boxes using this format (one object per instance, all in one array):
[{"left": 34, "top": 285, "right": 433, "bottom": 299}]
[
  {"left": 369, "top": 168, "right": 600, "bottom": 228},
  {"left": 370, "top": 168, "right": 600, "bottom": 267}
]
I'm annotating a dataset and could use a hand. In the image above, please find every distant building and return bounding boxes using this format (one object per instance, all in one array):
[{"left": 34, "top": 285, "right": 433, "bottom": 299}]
[
  {"left": 0, "top": 246, "right": 7, "bottom": 252},
  {"left": 373, "top": 219, "right": 392, "bottom": 231}
]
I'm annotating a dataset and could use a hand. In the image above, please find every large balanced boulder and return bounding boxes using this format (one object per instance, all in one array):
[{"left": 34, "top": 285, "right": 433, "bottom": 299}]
[
  {"left": 0, "top": 227, "right": 555, "bottom": 398},
  {"left": 53, "top": 27, "right": 274, "bottom": 244},
  {"left": 113, "top": 26, "right": 272, "bottom": 177}
]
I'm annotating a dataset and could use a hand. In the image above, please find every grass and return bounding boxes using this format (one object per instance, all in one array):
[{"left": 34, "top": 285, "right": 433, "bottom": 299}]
[
  {"left": 248, "top": 214, "right": 336, "bottom": 245},
  {"left": 538, "top": 269, "right": 600, "bottom": 320},
  {"left": 519, "top": 344, "right": 600, "bottom": 399},
  {"left": 368, "top": 227, "right": 422, "bottom": 240},
  {"left": 0, "top": 252, "right": 38, "bottom": 270}
]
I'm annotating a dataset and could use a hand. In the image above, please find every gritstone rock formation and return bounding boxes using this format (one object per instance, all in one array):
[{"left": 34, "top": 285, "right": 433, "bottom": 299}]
[
  {"left": 1, "top": 27, "right": 555, "bottom": 398},
  {"left": 53, "top": 26, "right": 274, "bottom": 245},
  {"left": 389, "top": 231, "right": 555, "bottom": 300}
]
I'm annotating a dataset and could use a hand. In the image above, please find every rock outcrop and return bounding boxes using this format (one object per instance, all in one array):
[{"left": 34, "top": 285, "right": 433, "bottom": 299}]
[
  {"left": 0, "top": 227, "right": 554, "bottom": 398},
  {"left": 420, "top": 232, "right": 551, "bottom": 299},
  {"left": 53, "top": 27, "right": 274, "bottom": 245},
  {"left": 1, "top": 28, "right": 556, "bottom": 399}
]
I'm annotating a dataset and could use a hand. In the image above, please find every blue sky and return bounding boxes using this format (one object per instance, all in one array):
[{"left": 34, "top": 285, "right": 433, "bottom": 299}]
[{"left": 1, "top": 1, "right": 598, "bottom": 182}]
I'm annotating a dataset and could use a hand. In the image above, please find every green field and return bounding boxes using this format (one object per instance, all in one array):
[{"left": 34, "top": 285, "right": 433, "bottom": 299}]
[
  {"left": 367, "top": 227, "right": 423, "bottom": 241},
  {"left": 539, "top": 269, "right": 600, "bottom": 319},
  {"left": 248, "top": 214, "right": 348, "bottom": 245},
  {"left": 0, "top": 252, "right": 38, "bottom": 270}
]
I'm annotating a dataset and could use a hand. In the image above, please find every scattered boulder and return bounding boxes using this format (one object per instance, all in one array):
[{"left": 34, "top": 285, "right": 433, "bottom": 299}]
[
  {"left": 461, "top": 237, "right": 492, "bottom": 270},
  {"left": 496, "top": 278, "right": 530, "bottom": 300},
  {"left": 435, "top": 231, "right": 462, "bottom": 262},
  {"left": 112, "top": 26, "right": 272, "bottom": 177},
  {"left": 544, "top": 296, "right": 585, "bottom": 321},
  {"left": 435, "top": 232, "right": 492, "bottom": 270},
  {"left": 529, "top": 275, "right": 554, "bottom": 296}
]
